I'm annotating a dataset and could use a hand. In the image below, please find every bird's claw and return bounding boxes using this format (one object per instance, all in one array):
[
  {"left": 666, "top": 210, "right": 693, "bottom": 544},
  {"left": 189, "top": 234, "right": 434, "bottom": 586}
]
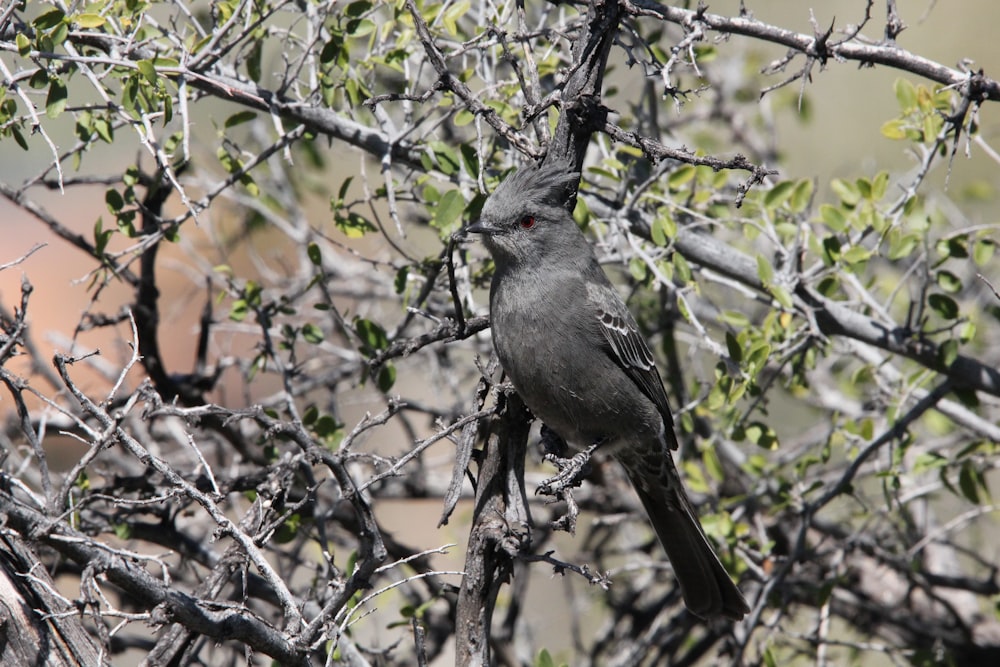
[
  {"left": 537, "top": 449, "right": 592, "bottom": 496},
  {"left": 536, "top": 442, "right": 600, "bottom": 535}
]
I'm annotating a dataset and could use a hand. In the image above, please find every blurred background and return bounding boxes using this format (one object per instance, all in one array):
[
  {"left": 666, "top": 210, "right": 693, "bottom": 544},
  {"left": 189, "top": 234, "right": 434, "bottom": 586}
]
[{"left": 2, "top": 1, "right": 999, "bottom": 664}]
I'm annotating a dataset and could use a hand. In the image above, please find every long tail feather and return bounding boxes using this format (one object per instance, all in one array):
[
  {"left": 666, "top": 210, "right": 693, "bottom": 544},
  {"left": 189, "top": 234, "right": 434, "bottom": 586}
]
[{"left": 622, "top": 460, "right": 749, "bottom": 620}]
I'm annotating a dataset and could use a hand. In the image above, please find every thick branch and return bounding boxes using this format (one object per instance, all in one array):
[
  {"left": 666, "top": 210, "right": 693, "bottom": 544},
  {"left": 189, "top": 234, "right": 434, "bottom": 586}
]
[
  {"left": 0, "top": 533, "right": 103, "bottom": 666},
  {"left": 455, "top": 392, "right": 532, "bottom": 667},
  {"left": 546, "top": 0, "right": 624, "bottom": 171},
  {"left": 623, "top": 0, "right": 1000, "bottom": 101}
]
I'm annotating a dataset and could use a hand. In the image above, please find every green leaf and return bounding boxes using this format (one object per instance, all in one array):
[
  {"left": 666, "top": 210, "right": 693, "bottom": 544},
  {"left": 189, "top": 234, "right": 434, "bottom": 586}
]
[
  {"left": 272, "top": 513, "right": 302, "bottom": 544},
  {"left": 719, "top": 310, "right": 750, "bottom": 328},
  {"left": 138, "top": 59, "right": 158, "bottom": 84},
  {"left": 459, "top": 143, "right": 479, "bottom": 176},
  {"left": 819, "top": 204, "right": 847, "bottom": 232},
  {"left": 33, "top": 8, "right": 66, "bottom": 30},
  {"left": 922, "top": 113, "right": 942, "bottom": 142},
  {"left": 894, "top": 78, "right": 918, "bottom": 110},
  {"left": 320, "top": 34, "right": 344, "bottom": 64},
  {"left": 116, "top": 212, "right": 136, "bottom": 237},
  {"left": 935, "top": 270, "right": 962, "bottom": 294},
  {"left": 93, "top": 217, "right": 113, "bottom": 257},
  {"left": 432, "top": 189, "right": 466, "bottom": 233},
  {"left": 335, "top": 177, "right": 353, "bottom": 207},
  {"left": 345, "top": 0, "right": 372, "bottom": 16},
  {"left": 703, "top": 445, "right": 724, "bottom": 482},
  {"left": 973, "top": 239, "right": 995, "bottom": 265},
  {"left": 105, "top": 188, "right": 124, "bottom": 213},
  {"left": 11, "top": 126, "right": 28, "bottom": 151},
  {"left": 668, "top": 165, "right": 696, "bottom": 190},
  {"left": 880, "top": 119, "right": 907, "bottom": 140},
  {"left": 302, "top": 404, "right": 319, "bottom": 427},
  {"left": 763, "top": 180, "right": 795, "bottom": 208},
  {"left": 121, "top": 75, "right": 138, "bottom": 111},
  {"left": 871, "top": 171, "right": 889, "bottom": 200},
  {"left": 15, "top": 32, "right": 31, "bottom": 56},
  {"left": 959, "top": 321, "right": 976, "bottom": 344},
  {"left": 93, "top": 116, "right": 113, "bottom": 143},
  {"left": 242, "top": 281, "right": 262, "bottom": 307},
  {"left": 123, "top": 166, "right": 140, "bottom": 187},
  {"left": 334, "top": 212, "right": 376, "bottom": 237},
  {"left": 48, "top": 22, "right": 68, "bottom": 48},
  {"left": 935, "top": 237, "right": 969, "bottom": 259},
  {"left": 913, "top": 451, "right": 948, "bottom": 474},
  {"left": 830, "top": 178, "right": 860, "bottom": 206},
  {"left": 756, "top": 255, "right": 773, "bottom": 284},
  {"left": 673, "top": 252, "right": 692, "bottom": 283},
  {"left": 302, "top": 323, "right": 324, "bottom": 344},
  {"left": 855, "top": 177, "right": 872, "bottom": 200},
  {"left": 154, "top": 57, "right": 180, "bottom": 69},
  {"left": 354, "top": 318, "right": 388, "bottom": 357},
  {"left": 247, "top": 42, "right": 262, "bottom": 82},
  {"left": 307, "top": 242, "right": 322, "bottom": 266},
  {"left": 651, "top": 211, "right": 675, "bottom": 246},
  {"left": 790, "top": 179, "right": 813, "bottom": 212},
  {"left": 745, "top": 422, "right": 779, "bottom": 450},
  {"left": 394, "top": 266, "right": 409, "bottom": 294},
  {"left": 725, "top": 331, "right": 742, "bottom": 363},
  {"left": 958, "top": 460, "right": 980, "bottom": 504},
  {"left": 822, "top": 235, "right": 841, "bottom": 262},
  {"left": 45, "top": 79, "right": 68, "bottom": 119},
  {"left": 770, "top": 284, "right": 793, "bottom": 310},
  {"left": 429, "top": 142, "right": 460, "bottom": 176},
  {"left": 887, "top": 231, "right": 919, "bottom": 260},
  {"left": 229, "top": 299, "right": 248, "bottom": 322},
  {"left": 535, "top": 649, "right": 556, "bottom": 667},
  {"left": 75, "top": 13, "right": 106, "bottom": 28},
  {"left": 747, "top": 342, "right": 771, "bottom": 373},
  {"left": 441, "top": 0, "right": 470, "bottom": 35},
  {"left": 841, "top": 246, "right": 872, "bottom": 265},
  {"left": 916, "top": 85, "right": 933, "bottom": 112},
  {"left": 377, "top": 364, "right": 396, "bottom": 392},
  {"left": 927, "top": 293, "right": 959, "bottom": 320},
  {"left": 938, "top": 339, "right": 959, "bottom": 367},
  {"left": 225, "top": 110, "right": 257, "bottom": 128},
  {"left": 75, "top": 109, "right": 93, "bottom": 141},
  {"left": 317, "top": 418, "right": 345, "bottom": 449}
]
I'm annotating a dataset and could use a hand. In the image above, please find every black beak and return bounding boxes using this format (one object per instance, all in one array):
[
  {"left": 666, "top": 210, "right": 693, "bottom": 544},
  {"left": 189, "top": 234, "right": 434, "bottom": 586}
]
[{"left": 465, "top": 220, "right": 490, "bottom": 235}]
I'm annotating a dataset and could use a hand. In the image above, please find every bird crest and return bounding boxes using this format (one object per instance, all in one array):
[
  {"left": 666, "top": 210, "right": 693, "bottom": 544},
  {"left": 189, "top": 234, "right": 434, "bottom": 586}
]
[{"left": 483, "top": 161, "right": 580, "bottom": 222}]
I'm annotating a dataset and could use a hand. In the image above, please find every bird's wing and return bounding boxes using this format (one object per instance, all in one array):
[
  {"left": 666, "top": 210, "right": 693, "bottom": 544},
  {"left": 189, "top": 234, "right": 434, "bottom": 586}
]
[{"left": 593, "top": 291, "right": 678, "bottom": 449}]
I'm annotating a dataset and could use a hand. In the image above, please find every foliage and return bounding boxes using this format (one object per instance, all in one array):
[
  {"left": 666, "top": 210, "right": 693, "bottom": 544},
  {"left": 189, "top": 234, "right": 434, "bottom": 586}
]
[{"left": 1, "top": 1, "right": 999, "bottom": 665}]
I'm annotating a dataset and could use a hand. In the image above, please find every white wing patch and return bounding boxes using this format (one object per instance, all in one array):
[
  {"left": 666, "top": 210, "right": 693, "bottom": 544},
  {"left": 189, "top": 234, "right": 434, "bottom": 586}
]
[
  {"left": 599, "top": 310, "right": 656, "bottom": 372},
  {"left": 588, "top": 282, "right": 677, "bottom": 448}
]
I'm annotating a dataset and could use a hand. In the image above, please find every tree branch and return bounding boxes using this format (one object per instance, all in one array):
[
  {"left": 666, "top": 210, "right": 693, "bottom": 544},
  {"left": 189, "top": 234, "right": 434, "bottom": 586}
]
[{"left": 622, "top": 0, "right": 1000, "bottom": 101}]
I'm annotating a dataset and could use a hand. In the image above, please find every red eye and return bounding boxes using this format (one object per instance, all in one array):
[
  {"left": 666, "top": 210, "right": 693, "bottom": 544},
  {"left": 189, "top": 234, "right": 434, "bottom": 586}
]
[{"left": 519, "top": 216, "right": 536, "bottom": 229}]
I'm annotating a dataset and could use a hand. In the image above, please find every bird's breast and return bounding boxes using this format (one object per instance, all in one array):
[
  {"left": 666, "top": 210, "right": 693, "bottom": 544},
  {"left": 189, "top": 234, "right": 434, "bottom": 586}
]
[{"left": 488, "top": 271, "right": 644, "bottom": 448}]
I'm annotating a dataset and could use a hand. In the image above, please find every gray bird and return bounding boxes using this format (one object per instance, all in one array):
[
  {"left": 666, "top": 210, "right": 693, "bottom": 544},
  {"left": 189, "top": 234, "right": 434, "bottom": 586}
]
[{"left": 467, "top": 161, "right": 749, "bottom": 620}]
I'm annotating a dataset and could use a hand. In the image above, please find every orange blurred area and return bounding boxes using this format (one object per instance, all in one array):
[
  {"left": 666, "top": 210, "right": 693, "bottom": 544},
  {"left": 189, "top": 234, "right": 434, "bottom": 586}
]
[{"left": 3, "top": 191, "right": 214, "bottom": 396}]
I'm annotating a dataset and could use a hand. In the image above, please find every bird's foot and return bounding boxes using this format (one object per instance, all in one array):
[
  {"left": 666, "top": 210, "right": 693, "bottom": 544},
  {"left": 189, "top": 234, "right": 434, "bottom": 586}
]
[
  {"left": 536, "top": 442, "right": 600, "bottom": 535},
  {"left": 537, "top": 445, "right": 595, "bottom": 496}
]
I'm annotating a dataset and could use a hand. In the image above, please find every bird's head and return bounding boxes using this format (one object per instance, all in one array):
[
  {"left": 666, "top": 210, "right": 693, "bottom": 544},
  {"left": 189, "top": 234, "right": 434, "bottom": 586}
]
[{"left": 466, "top": 162, "right": 584, "bottom": 266}]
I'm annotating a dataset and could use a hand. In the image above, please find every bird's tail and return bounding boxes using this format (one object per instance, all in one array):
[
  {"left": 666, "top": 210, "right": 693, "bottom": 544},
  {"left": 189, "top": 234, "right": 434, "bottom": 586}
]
[{"left": 621, "top": 461, "right": 749, "bottom": 621}]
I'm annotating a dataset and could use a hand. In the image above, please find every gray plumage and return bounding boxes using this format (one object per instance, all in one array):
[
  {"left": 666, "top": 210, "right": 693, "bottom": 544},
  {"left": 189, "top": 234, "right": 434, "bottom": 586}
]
[{"left": 468, "top": 162, "right": 749, "bottom": 621}]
